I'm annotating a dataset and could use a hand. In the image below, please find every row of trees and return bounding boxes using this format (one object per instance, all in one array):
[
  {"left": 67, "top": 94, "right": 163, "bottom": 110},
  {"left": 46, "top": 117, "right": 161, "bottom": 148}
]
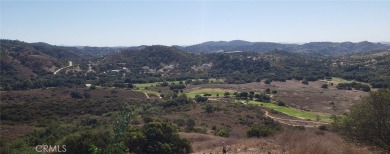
[{"left": 336, "top": 82, "right": 371, "bottom": 92}]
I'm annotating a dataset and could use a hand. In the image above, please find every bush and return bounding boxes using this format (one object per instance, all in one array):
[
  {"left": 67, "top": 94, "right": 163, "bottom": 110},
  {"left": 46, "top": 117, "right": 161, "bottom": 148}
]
[
  {"left": 336, "top": 82, "right": 371, "bottom": 92},
  {"left": 203, "top": 93, "right": 212, "bottom": 97},
  {"left": 205, "top": 104, "right": 215, "bottom": 113},
  {"left": 321, "top": 84, "right": 328, "bottom": 89},
  {"left": 224, "top": 92, "right": 230, "bottom": 97},
  {"left": 333, "top": 89, "right": 390, "bottom": 152},
  {"left": 70, "top": 91, "right": 83, "bottom": 99},
  {"left": 265, "top": 88, "right": 271, "bottom": 94},
  {"left": 126, "top": 122, "right": 192, "bottom": 153},
  {"left": 315, "top": 130, "right": 325, "bottom": 135},
  {"left": 214, "top": 128, "right": 230, "bottom": 137},
  {"left": 195, "top": 95, "right": 208, "bottom": 102},
  {"left": 143, "top": 116, "right": 154, "bottom": 123},
  {"left": 319, "top": 125, "right": 328, "bottom": 131},
  {"left": 62, "top": 131, "right": 112, "bottom": 154},
  {"left": 277, "top": 101, "right": 285, "bottom": 106},
  {"left": 247, "top": 126, "right": 272, "bottom": 137}
]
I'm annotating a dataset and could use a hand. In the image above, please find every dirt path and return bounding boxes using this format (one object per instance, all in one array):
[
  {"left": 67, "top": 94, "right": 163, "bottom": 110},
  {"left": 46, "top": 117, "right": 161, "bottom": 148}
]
[
  {"left": 144, "top": 92, "right": 150, "bottom": 99},
  {"left": 263, "top": 109, "right": 328, "bottom": 127},
  {"left": 53, "top": 61, "right": 73, "bottom": 74}
]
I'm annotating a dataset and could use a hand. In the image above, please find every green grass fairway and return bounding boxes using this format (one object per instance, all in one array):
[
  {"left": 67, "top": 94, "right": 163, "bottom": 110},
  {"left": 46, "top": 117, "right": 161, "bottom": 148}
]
[
  {"left": 248, "top": 100, "right": 331, "bottom": 122},
  {"left": 186, "top": 89, "right": 229, "bottom": 98},
  {"left": 331, "top": 77, "right": 371, "bottom": 86},
  {"left": 331, "top": 77, "right": 353, "bottom": 83}
]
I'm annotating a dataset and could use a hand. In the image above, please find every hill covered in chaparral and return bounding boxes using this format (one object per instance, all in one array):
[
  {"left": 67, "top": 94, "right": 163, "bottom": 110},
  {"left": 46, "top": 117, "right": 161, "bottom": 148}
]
[{"left": 1, "top": 39, "right": 390, "bottom": 153}]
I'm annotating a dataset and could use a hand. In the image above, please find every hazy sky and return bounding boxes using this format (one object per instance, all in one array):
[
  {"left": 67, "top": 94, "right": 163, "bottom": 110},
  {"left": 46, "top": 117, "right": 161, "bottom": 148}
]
[{"left": 1, "top": 0, "right": 390, "bottom": 46}]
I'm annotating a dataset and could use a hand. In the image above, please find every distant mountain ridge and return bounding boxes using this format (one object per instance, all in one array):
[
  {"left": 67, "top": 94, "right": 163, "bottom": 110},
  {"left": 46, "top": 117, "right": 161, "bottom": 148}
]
[{"left": 177, "top": 40, "right": 389, "bottom": 55}]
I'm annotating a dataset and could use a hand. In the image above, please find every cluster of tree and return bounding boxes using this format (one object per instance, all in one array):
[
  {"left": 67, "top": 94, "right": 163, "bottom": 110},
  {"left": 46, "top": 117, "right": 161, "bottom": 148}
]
[
  {"left": 126, "top": 122, "right": 192, "bottom": 154},
  {"left": 247, "top": 126, "right": 273, "bottom": 137},
  {"left": 194, "top": 95, "right": 208, "bottom": 102},
  {"left": 169, "top": 83, "right": 186, "bottom": 90},
  {"left": 336, "top": 82, "right": 371, "bottom": 92},
  {"left": 234, "top": 91, "right": 271, "bottom": 102},
  {"left": 61, "top": 113, "right": 192, "bottom": 154},
  {"left": 161, "top": 93, "right": 193, "bottom": 108}
]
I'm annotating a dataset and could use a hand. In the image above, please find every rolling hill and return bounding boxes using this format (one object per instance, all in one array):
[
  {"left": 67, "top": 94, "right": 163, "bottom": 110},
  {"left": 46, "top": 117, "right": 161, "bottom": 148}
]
[{"left": 178, "top": 40, "right": 389, "bottom": 55}]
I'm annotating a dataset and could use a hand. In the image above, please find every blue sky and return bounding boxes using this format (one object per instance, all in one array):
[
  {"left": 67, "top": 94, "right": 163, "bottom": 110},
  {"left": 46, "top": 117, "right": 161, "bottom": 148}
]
[{"left": 1, "top": 1, "right": 390, "bottom": 46}]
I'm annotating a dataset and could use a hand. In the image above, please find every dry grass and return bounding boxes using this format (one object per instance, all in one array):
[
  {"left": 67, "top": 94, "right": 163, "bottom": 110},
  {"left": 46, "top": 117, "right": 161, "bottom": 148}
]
[
  {"left": 274, "top": 129, "right": 372, "bottom": 154},
  {"left": 180, "top": 133, "right": 233, "bottom": 152},
  {"left": 0, "top": 125, "right": 35, "bottom": 142},
  {"left": 187, "top": 129, "right": 373, "bottom": 154}
]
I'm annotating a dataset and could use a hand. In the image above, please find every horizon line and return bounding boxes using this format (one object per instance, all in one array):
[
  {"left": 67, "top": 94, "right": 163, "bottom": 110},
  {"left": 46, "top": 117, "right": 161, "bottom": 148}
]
[{"left": 1, "top": 38, "right": 389, "bottom": 48}]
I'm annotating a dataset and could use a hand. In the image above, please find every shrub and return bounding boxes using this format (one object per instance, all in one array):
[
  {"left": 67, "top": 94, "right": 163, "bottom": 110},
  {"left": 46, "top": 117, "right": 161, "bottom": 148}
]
[
  {"left": 333, "top": 89, "right": 390, "bottom": 152},
  {"left": 62, "top": 131, "right": 112, "bottom": 154},
  {"left": 205, "top": 104, "right": 215, "bottom": 113},
  {"left": 224, "top": 92, "right": 230, "bottom": 97},
  {"left": 321, "top": 84, "right": 328, "bottom": 89},
  {"left": 247, "top": 126, "right": 272, "bottom": 137},
  {"left": 143, "top": 117, "right": 154, "bottom": 123},
  {"left": 195, "top": 95, "right": 208, "bottom": 102},
  {"left": 70, "top": 91, "right": 83, "bottom": 99},
  {"left": 314, "top": 130, "right": 325, "bottom": 135},
  {"left": 277, "top": 101, "right": 285, "bottom": 106},
  {"left": 126, "top": 122, "right": 192, "bottom": 154},
  {"left": 214, "top": 128, "right": 230, "bottom": 137},
  {"left": 203, "top": 93, "right": 212, "bottom": 97},
  {"left": 319, "top": 125, "right": 328, "bottom": 131}
]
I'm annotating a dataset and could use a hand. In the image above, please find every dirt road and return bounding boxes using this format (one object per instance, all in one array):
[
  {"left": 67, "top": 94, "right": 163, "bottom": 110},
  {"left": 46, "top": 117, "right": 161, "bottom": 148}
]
[
  {"left": 53, "top": 61, "right": 73, "bottom": 74},
  {"left": 263, "top": 109, "right": 328, "bottom": 127}
]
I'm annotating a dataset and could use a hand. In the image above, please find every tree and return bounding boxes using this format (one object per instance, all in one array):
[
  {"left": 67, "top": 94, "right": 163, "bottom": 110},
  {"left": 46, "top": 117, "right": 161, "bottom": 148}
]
[
  {"left": 247, "top": 126, "right": 272, "bottom": 137},
  {"left": 239, "top": 92, "right": 248, "bottom": 98},
  {"left": 265, "top": 88, "right": 271, "bottom": 94},
  {"left": 333, "top": 89, "right": 390, "bottom": 152},
  {"left": 195, "top": 95, "right": 208, "bottom": 102},
  {"left": 185, "top": 118, "right": 195, "bottom": 131},
  {"left": 205, "top": 104, "right": 215, "bottom": 113},
  {"left": 63, "top": 131, "right": 112, "bottom": 154},
  {"left": 277, "top": 100, "right": 285, "bottom": 106},
  {"left": 302, "top": 79, "right": 309, "bottom": 85},
  {"left": 70, "top": 91, "right": 83, "bottom": 99},
  {"left": 214, "top": 128, "right": 230, "bottom": 137},
  {"left": 126, "top": 122, "right": 192, "bottom": 154},
  {"left": 224, "top": 92, "right": 230, "bottom": 97}
]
